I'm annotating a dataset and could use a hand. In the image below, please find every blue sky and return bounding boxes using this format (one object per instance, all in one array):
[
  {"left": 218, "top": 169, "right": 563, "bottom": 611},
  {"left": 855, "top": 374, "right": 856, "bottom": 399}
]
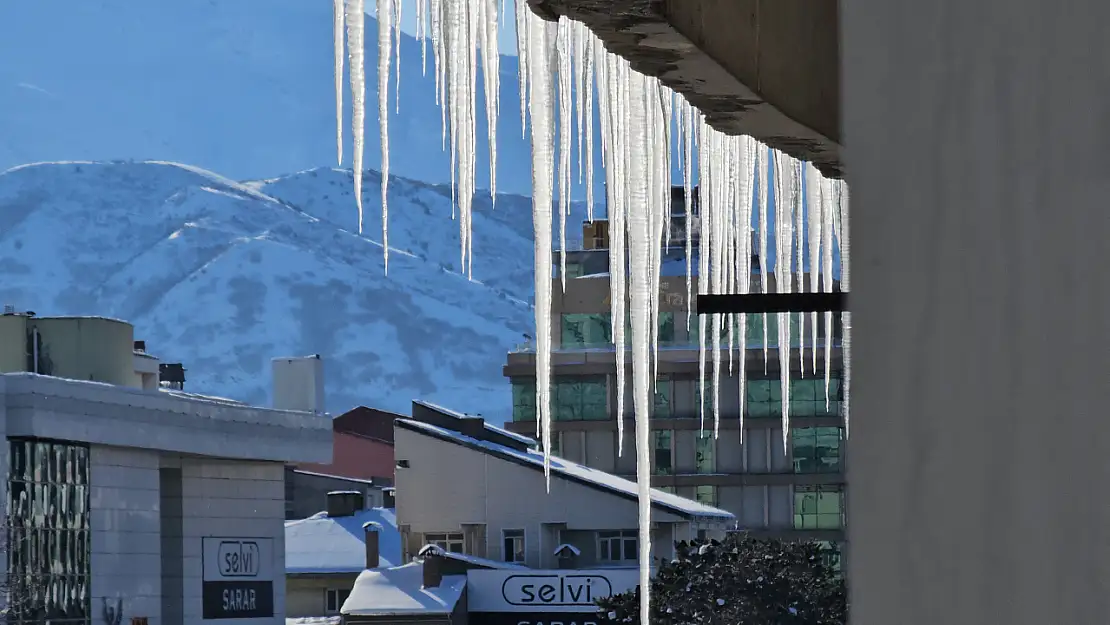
[{"left": 370, "top": 0, "right": 520, "bottom": 56}]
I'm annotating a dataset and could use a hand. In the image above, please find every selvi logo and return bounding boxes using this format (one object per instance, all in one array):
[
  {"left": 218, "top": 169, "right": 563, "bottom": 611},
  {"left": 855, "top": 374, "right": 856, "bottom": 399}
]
[
  {"left": 217, "top": 541, "right": 261, "bottom": 577},
  {"left": 501, "top": 575, "right": 613, "bottom": 607}
]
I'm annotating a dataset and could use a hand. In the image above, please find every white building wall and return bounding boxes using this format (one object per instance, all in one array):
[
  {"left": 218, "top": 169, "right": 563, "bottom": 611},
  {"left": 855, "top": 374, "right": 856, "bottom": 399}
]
[
  {"left": 179, "top": 458, "right": 287, "bottom": 625},
  {"left": 90, "top": 446, "right": 163, "bottom": 625}
]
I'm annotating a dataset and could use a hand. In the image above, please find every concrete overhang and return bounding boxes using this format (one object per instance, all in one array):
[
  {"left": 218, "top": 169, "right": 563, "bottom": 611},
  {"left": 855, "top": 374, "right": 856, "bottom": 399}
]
[{"left": 528, "top": 0, "right": 842, "bottom": 178}]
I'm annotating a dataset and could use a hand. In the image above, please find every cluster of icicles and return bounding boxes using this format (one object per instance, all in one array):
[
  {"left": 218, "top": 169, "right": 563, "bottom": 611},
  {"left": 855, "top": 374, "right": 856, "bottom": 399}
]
[{"left": 333, "top": 1, "right": 848, "bottom": 620}]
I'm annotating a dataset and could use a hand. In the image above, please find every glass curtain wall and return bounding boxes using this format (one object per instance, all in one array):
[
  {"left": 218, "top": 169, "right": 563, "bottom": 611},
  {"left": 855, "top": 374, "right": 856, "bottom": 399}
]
[{"left": 7, "top": 439, "right": 91, "bottom": 625}]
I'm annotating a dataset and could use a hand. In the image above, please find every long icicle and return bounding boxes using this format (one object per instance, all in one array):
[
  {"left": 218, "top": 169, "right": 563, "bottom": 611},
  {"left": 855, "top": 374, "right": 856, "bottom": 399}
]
[
  {"left": 556, "top": 18, "right": 572, "bottom": 292},
  {"left": 773, "top": 151, "right": 792, "bottom": 453},
  {"left": 376, "top": 0, "right": 391, "bottom": 269},
  {"left": 346, "top": 0, "right": 366, "bottom": 235},
  {"left": 334, "top": 0, "right": 346, "bottom": 166},
  {"left": 821, "top": 176, "right": 835, "bottom": 406},
  {"left": 624, "top": 67, "right": 654, "bottom": 625},
  {"left": 735, "top": 136, "right": 753, "bottom": 444},
  {"left": 840, "top": 182, "right": 851, "bottom": 436}
]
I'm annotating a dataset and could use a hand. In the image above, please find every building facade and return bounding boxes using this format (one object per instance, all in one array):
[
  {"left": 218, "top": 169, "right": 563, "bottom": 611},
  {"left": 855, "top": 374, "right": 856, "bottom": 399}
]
[
  {"left": 502, "top": 219, "right": 846, "bottom": 562},
  {"left": 0, "top": 311, "right": 332, "bottom": 625},
  {"left": 393, "top": 401, "right": 734, "bottom": 570}
]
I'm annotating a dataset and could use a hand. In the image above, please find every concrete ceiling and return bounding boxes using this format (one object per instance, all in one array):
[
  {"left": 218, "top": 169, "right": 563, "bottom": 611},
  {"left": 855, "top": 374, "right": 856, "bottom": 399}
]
[{"left": 528, "top": 0, "right": 843, "bottom": 179}]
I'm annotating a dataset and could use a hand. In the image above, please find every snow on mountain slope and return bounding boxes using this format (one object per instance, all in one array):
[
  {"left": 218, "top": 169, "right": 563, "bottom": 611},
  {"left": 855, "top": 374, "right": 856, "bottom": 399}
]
[
  {"left": 0, "top": 160, "right": 537, "bottom": 418},
  {"left": 0, "top": 0, "right": 561, "bottom": 197}
]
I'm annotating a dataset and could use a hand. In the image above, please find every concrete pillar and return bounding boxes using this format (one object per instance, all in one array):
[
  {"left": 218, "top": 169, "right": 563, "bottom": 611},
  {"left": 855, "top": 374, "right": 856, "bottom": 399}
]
[{"left": 843, "top": 2, "right": 1110, "bottom": 624}]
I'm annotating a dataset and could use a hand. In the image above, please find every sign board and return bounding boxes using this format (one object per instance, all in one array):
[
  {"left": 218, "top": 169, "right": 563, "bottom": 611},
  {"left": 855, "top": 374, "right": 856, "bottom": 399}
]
[
  {"left": 201, "top": 537, "right": 275, "bottom": 620},
  {"left": 468, "top": 569, "right": 641, "bottom": 625}
]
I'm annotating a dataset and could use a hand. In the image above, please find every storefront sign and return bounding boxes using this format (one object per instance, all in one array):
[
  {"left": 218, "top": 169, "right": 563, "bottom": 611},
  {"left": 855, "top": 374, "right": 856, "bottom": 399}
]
[
  {"left": 201, "top": 537, "right": 275, "bottom": 620},
  {"left": 468, "top": 569, "right": 640, "bottom": 625}
]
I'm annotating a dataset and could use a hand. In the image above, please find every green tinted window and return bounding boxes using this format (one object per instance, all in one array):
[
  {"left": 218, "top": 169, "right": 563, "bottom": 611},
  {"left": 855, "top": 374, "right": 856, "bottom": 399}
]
[
  {"left": 791, "top": 427, "right": 843, "bottom": 473},
  {"left": 511, "top": 380, "right": 536, "bottom": 422},
  {"left": 652, "top": 430, "right": 673, "bottom": 475},
  {"left": 561, "top": 313, "right": 613, "bottom": 348},
  {"left": 794, "top": 486, "right": 844, "bottom": 529},
  {"left": 653, "top": 377, "right": 673, "bottom": 418},
  {"left": 695, "top": 485, "right": 718, "bottom": 507},
  {"left": 695, "top": 434, "right": 716, "bottom": 473},
  {"left": 553, "top": 376, "right": 608, "bottom": 421}
]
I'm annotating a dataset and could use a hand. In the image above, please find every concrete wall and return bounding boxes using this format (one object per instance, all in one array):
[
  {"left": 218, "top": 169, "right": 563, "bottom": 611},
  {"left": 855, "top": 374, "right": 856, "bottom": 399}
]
[
  {"left": 29, "top": 317, "right": 135, "bottom": 386},
  {"left": 394, "top": 427, "right": 694, "bottom": 567},
  {"left": 843, "top": 0, "right": 1110, "bottom": 623},
  {"left": 0, "top": 314, "right": 28, "bottom": 372},
  {"left": 88, "top": 447, "right": 289, "bottom": 625},
  {"left": 285, "top": 575, "right": 357, "bottom": 619}
]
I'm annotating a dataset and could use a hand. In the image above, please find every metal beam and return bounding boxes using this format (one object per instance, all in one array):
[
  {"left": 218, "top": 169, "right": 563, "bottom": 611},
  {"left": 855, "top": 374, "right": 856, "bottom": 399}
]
[{"left": 696, "top": 292, "right": 848, "bottom": 315}]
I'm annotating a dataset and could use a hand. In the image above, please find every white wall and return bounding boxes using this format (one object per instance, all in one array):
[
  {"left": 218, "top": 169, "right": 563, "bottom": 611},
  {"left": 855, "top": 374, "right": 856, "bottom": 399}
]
[
  {"left": 90, "top": 446, "right": 163, "bottom": 625},
  {"left": 179, "top": 457, "right": 287, "bottom": 625}
]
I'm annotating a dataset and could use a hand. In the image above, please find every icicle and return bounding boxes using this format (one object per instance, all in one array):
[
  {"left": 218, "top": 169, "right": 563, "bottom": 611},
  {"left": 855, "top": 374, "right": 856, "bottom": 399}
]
[
  {"left": 649, "top": 83, "right": 669, "bottom": 383},
  {"left": 683, "top": 101, "right": 695, "bottom": 335},
  {"left": 696, "top": 114, "right": 710, "bottom": 434},
  {"left": 514, "top": 0, "right": 529, "bottom": 138},
  {"left": 393, "top": 0, "right": 402, "bottom": 114},
  {"left": 526, "top": 13, "right": 556, "bottom": 486},
  {"left": 417, "top": 0, "right": 427, "bottom": 75},
  {"left": 334, "top": 0, "right": 346, "bottom": 166},
  {"left": 821, "top": 176, "right": 835, "bottom": 407},
  {"left": 773, "top": 152, "right": 793, "bottom": 454},
  {"left": 806, "top": 163, "right": 821, "bottom": 375},
  {"left": 573, "top": 21, "right": 586, "bottom": 184},
  {"left": 375, "top": 0, "right": 391, "bottom": 269},
  {"left": 602, "top": 54, "right": 628, "bottom": 459},
  {"left": 735, "top": 136, "right": 753, "bottom": 444},
  {"left": 709, "top": 129, "right": 727, "bottom": 441},
  {"left": 840, "top": 182, "right": 851, "bottom": 436},
  {"left": 346, "top": 0, "right": 367, "bottom": 235},
  {"left": 556, "top": 18, "right": 572, "bottom": 292},
  {"left": 583, "top": 29, "right": 595, "bottom": 222},
  {"left": 756, "top": 145, "right": 769, "bottom": 371},
  {"left": 481, "top": 0, "right": 500, "bottom": 201},
  {"left": 623, "top": 68, "right": 654, "bottom": 625},
  {"left": 432, "top": 0, "right": 446, "bottom": 146},
  {"left": 794, "top": 159, "right": 805, "bottom": 377}
]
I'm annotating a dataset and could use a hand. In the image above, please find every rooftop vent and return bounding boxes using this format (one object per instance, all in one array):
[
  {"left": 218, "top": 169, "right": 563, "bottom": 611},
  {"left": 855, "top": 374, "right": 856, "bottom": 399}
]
[
  {"left": 159, "top": 363, "right": 186, "bottom": 390},
  {"left": 134, "top": 340, "right": 146, "bottom": 353}
]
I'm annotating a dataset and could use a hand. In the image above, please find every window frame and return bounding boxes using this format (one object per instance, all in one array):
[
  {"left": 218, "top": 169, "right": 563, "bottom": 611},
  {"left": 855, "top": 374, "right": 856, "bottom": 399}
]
[
  {"left": 325, "top": 588, "right": 352, "bottom": 614},
  {"left": 791, "top": 426, "right": 844, "bottom": 474},
  {"left": 695, "top": 484, "right": 718, "bottom": 507},
  {"left": 424, "top": 531, "right": 465, "bottom": 554},
  {"left": 502, "top": 529, "right": 526, "bottom": 564},
  {"left": 651, "top": 430, "right": 674, "bottom": 475},
  {"left": 597, "top": 530, "right": 638, "bottom": 563},
  {"left": 511, "top": 379, "right": 537, "bottom": 422},
  {"left": 793, "top": 485, "right": 845, "bottom": 530},
  {"left": 553, "top": 375, "right": 609, "bottom": 421},
  {"left": 695, "top": 433, "right": 716, "bottom": 473}
]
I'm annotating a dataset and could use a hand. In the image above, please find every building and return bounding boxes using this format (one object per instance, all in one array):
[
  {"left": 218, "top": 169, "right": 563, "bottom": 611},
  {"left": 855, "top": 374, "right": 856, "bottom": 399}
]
[
  {"left": 284, "top": 468, "right": 391, "bottom": 520},
  {"left": 393, "top": 400, "right": 735, "bottom": 568},
  {"left": 294, "top": 405, "right": 399, "bottom": 483},
  {"left": 284, "top": 491, "right": 400, "bottom": 618},
  {"left": 0, "top": 310, "right": 332, "bottom": 624},
  {"left": 502, "top": 217, "right": 846, "bottom": 558}
]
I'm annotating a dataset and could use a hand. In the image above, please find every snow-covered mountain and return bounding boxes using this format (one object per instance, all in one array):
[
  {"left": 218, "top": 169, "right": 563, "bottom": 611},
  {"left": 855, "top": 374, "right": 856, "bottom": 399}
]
[
  {"left": 0, "top": 160, "right": 541, "bottom": 418},
  {"left": 0, "top": 0, "right": 558, "bottom": 197}
]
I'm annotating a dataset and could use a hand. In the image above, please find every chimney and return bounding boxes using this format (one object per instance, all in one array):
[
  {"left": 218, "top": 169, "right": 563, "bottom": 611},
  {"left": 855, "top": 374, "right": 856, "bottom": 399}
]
[
  {"left": 134, "top": 340, "right": 146, "bottom": 352},
  {"left": 159, "top": 363, "right": 186, "bottom": 390},
  {"left": 271, "top": 355, "right": 326, "bottom": 413},
  {"left": 422, "top": 552, "right": 443, "bottom": 588},
  {"left": 363, "top": 521, "right": 382, "bottom": 569},
  {"left": 326, "top": 491, "right": 365, "bottom": 517}
]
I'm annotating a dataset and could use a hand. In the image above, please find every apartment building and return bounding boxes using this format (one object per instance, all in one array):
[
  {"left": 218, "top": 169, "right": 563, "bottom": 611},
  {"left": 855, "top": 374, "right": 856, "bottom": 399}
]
[{"left": 502, "top": 204, "right": 846, "bottom": 565}]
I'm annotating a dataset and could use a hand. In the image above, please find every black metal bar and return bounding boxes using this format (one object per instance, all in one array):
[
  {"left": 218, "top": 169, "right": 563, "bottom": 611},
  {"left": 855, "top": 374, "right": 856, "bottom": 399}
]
[{"left": 696, "top": 292, "right": 848, "bottom": 315}]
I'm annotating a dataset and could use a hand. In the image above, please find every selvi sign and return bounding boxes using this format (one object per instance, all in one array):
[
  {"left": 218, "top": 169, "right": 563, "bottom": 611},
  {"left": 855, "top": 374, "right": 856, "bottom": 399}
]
[{"left": 467, "top": 569, "right": 642, "bottom": 625}]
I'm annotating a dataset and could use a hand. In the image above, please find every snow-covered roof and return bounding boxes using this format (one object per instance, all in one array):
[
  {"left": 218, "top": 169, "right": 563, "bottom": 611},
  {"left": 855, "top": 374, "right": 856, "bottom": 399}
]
[
  {"left": 285, "top": 508, "right": 400, "bottom": 574},
  {"left": 395, "top": 419, "right": 735, "bottom": 521},
  {"left": 342, "top": 562, "right": 466, "bottom": 617},
  {"left": 411, "top": 399, "right": 537, "bottom": 447}
]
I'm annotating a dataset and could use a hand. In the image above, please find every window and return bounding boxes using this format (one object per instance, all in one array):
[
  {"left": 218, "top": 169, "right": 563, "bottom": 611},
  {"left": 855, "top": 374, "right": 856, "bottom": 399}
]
[
  {"left": 657, "top": 312, "right": 676, "bottom": 345},
  {"left": 695, "top": 485, "right": 718, "bottom": 507},
  {"left": 512, "top": 379, "right": 537, "bottom": 422},
  {"left": 793, "top": 486, "right": 844, "bottom": 529},
  {"left": 695, "top": 434, "right": 716, "bottom": 473},
  {"left": 325, "top": 588, "right": 351, "bottom": 614},
  {"left": 502, "top": 529, "right": 526, "bottom": 563},
  {"left": 816, "top": 540, "right": 843, "bottom": 574},
  {"left": 652, "top": 430, "right": 673, "bottom": 475},
  {"left": 561, "top": 313, "right": 613, "bottom": 348},
  {"left": 7, "top": 439, "right": 91, "bottom": 625},
  {"left": 424, "top": 532, "right": 465, "bottom": 553},
  {"left": 792, "top": 427, "right": 843, "bottom": 473},
  {"left": 564, "top": 262, "right": 585, "bottom": 279},
  {"left": 553, "top": 376, "right": 608, "bottom": 421},
  {"left": 653, "top": 376, "right": 673, "bottom": 418},
  {"left": 746, "top": 378, "right": 844, "bottom": 418},
  {"left": 656, "top": 486, "right": 676, "bottom": 494},
  {"left": 598, "top": 531, "right": 637, "bottom": 563}
]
